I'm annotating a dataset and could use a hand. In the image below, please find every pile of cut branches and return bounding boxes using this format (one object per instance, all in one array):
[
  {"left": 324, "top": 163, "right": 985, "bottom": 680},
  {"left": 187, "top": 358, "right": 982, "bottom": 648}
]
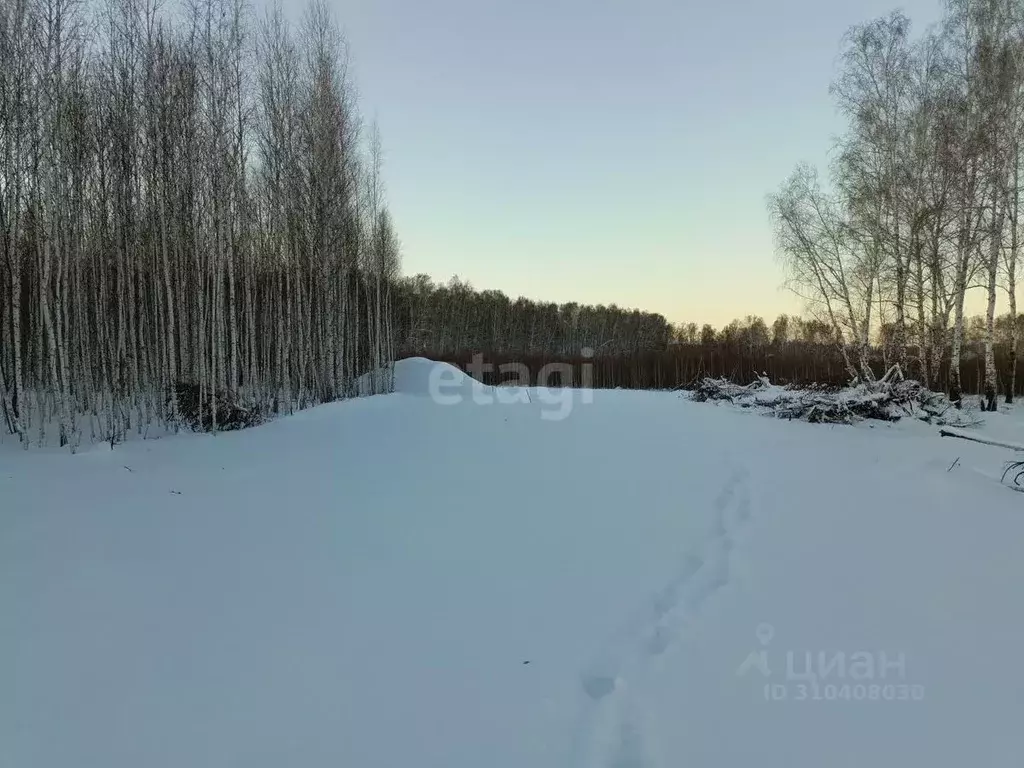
[
  {"left": 689, "top": 367, "right": 980, "bottom": 427},
  {"left": 691, "top": 374, "right": 774, "bottom": 404},
  {"left": 169, "top": 382, "right": 265, "bottom": 432}
]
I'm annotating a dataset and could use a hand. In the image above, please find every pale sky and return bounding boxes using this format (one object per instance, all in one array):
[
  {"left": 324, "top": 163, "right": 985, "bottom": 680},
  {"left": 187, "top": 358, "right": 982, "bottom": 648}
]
[{"left": 330, "top": 0, "right": 946, "bottom": 327}]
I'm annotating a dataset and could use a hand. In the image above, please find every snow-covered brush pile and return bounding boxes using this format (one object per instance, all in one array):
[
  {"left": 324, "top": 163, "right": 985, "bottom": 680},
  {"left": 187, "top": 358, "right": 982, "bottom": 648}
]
[
  {"left": 690, "top": 371, "right": 980, "bottom": 427},
  {"left": 169, "top": 382, "right": 265, "bottom": 433}
]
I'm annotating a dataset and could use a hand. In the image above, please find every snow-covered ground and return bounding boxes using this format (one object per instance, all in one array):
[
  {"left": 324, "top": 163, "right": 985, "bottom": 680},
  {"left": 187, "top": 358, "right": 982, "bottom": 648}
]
[{"left": 3, "top": 358, "right": 1022, "bottom": 768}]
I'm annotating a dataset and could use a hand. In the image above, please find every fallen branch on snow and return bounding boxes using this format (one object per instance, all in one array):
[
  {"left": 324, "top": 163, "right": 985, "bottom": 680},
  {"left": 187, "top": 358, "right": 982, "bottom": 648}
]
[
  {"left": 1001, "top": 462, "right": 1024, "bottom": 492},
  {"left": 939, "top": 430, "right": 1024, "bottom": 494},
  {"left": 939, "top": 429, "right": 1024, "bottom": 452}
]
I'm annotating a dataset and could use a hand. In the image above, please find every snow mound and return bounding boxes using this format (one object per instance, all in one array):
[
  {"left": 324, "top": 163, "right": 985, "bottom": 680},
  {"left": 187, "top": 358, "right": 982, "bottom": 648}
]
[
  {"left": 358, "top": 357, "right": 493, "bottom": 400},
  {"left": 394, "top": 357, "right": 474, "bottom": 396}
]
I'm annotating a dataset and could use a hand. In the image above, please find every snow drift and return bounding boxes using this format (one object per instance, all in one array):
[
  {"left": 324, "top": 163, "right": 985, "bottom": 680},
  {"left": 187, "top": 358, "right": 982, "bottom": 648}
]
[{"left": 357, "top": 356, "right": 494, "bottom": 400}]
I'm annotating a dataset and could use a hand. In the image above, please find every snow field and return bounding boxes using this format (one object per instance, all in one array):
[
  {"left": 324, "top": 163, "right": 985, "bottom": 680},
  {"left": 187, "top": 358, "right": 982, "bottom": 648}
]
[{"left": 2, "top": 359, "right": 1022, "bottom": 768}]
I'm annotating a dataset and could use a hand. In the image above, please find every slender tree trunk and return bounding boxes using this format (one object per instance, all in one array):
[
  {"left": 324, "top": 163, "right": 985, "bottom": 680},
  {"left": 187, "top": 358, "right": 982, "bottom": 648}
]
[
  {"left": 984, "top": 180, "right": 1004, "bottom": 412},
  {"left": 1007, "top": 149, "right": 1019, "bottom": 404},
  {"left": 950, "top": 200, "right": 975, "bottom": 407}
]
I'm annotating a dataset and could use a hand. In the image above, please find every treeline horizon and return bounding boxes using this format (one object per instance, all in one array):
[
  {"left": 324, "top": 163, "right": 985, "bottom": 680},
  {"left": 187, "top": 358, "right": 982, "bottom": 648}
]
[
  {"left": 394, "top": 272, "right": 1021, "bottom": 350},
  {"left": 393, "top": 274, "right": 1022, "bottom": 397},
  {"left": 416, "top": 347, "right": 1015, "bottom": 397}
]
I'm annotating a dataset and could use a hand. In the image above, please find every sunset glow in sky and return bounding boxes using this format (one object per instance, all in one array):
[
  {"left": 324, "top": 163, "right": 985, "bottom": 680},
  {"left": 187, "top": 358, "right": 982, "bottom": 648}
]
[{"left": 328, "top": 0, "right": 946, "bottom": 326}]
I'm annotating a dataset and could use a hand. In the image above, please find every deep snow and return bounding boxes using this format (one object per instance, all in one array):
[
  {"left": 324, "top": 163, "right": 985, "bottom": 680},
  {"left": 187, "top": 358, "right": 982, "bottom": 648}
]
[{"left": 2, "top": 359, "right": 1022, "bottom": 768}]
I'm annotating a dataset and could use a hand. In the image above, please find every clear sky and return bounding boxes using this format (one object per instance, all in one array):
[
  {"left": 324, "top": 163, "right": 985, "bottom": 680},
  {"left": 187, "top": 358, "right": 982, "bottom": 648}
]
[{"left": 331, "top": 0, "right": 946, "bottom": 327}]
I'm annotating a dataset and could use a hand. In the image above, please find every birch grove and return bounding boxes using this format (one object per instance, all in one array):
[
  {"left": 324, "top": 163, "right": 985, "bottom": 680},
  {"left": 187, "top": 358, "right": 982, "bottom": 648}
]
[
  {"left": 771, "top": 0, "right": 1024, "bottom": 410},
  {"left": 0, "top": 0, "right": 399, "bottom": 448}
]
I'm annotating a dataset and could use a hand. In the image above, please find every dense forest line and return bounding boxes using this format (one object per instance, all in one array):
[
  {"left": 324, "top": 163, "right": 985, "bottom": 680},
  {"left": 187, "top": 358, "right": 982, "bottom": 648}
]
[
  {"left": 393, "top": 274, "right": 1024, "bottom": 355},
  {"left": 391, "top": 275, "right": 1022, "bottom": 396},
  {"left": 0, "top": 0, "right": 398, "bottom": 447},
  {"left": 420, "top": 346, "right": 1016, "bottom": 396}
]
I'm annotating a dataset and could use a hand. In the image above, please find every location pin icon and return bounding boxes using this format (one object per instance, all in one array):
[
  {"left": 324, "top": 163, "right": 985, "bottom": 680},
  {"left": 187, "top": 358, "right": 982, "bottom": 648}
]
[{"left": 756, "top": 623, "right": 775, "bottom": 647}]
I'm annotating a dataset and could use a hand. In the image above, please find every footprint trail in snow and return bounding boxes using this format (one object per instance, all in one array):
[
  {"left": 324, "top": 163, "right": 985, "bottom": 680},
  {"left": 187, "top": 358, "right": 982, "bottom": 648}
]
[{"left": 571, "top": 466, "right": 754, "bottom": 768}]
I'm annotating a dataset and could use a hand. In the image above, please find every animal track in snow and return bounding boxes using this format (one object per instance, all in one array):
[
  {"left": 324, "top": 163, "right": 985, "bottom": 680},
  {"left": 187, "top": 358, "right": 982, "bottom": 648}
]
[{"left": 572, "top": 466, "right": 754, "bottom": 768}]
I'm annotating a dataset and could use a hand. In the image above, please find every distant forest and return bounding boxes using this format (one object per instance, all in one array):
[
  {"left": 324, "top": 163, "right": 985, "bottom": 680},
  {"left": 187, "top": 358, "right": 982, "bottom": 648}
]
[{"left": 392, "top": 275, "right": 1023, "bottom": 397}]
